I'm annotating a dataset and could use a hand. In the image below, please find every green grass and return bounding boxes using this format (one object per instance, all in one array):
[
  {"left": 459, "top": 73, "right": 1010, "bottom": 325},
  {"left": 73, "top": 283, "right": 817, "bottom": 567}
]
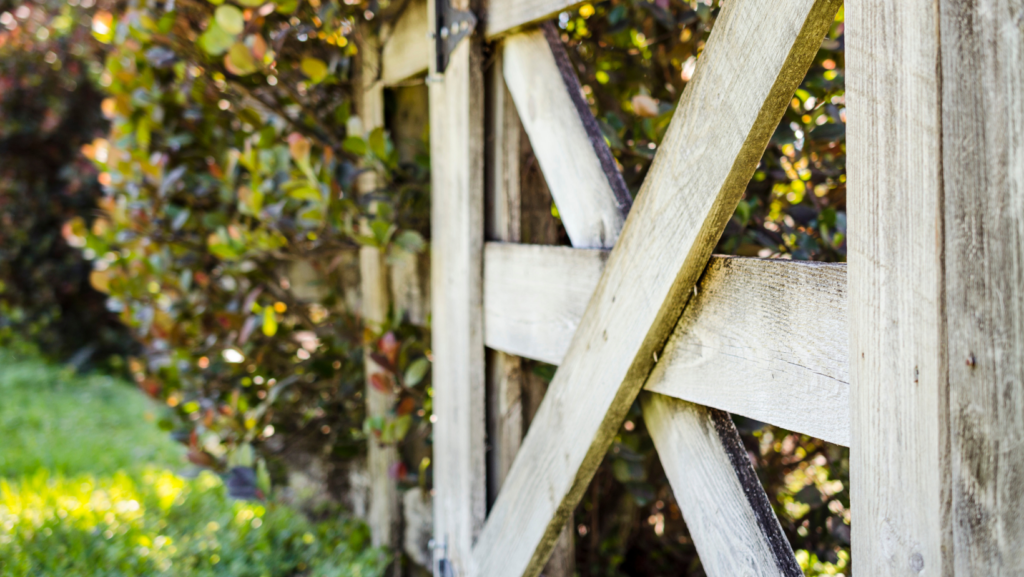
[
  {"left": 0, "top": 350, "right": 387, "bottom": 576},
  {"left": 0, "top": 353, "right": 180, "bottom": 478}
]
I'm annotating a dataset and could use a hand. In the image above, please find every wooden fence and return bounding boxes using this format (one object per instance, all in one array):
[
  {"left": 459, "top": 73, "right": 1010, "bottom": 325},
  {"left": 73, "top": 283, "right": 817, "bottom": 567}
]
[{"left": 355, "top": 0, "right": 1024, "bottom": 574}]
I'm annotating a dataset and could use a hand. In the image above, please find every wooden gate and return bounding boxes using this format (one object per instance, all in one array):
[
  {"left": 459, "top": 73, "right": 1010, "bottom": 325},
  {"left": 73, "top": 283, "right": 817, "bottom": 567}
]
[{"left": 360, "top": 0, "right": 1024, "bottom": 574}]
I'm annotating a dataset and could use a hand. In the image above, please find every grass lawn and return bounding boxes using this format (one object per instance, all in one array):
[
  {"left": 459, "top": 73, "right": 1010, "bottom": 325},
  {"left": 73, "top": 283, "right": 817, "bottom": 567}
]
[{"left": 0, "top": 349, "right": 387, "bottom": 576}]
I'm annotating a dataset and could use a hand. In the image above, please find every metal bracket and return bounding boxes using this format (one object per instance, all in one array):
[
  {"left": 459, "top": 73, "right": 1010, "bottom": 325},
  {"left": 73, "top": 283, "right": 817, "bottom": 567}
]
[
  {"left": 433, "top": 0, "right": 477, "bottom": 74},
  {"left": 429, "top": 538, "right": 456, "bottom": 577}
]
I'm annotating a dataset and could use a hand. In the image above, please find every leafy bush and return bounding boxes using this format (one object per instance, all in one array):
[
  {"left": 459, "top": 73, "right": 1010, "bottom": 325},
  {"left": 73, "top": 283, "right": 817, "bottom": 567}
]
[{"left": 68, "top": 0, "right": 433, "bottom": 486}]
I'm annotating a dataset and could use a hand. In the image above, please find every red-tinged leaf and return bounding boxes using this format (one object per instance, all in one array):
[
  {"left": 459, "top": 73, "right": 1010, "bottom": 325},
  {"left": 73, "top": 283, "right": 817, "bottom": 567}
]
[
  {"left": 396, "top": 397, "right": 415, "bottom": 416},
  {"left": 187, "top": 449, "right": 216, "bottom": 468},
  {"left": 369, "top": 352, "right": 396, "bottom": 373},
  {"left": 379, "top": 331, "right": 399, "bottom": 364},
  {"left": 388, "top": 461, "right": 408, "bottom": 480},
  {"left": 370, "top": 372, "right": 391, "bottom": 393},
  {"left": 138, "top": 378, "right": 161, "bottom": 398}
]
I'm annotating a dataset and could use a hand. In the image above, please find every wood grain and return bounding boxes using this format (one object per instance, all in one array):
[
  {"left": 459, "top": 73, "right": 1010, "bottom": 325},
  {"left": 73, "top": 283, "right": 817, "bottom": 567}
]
[
  {"left": 483, "top": 55, "right": 575, "bottom": 577},
  {"left": 483, "top": 242, "right": 608, "bottom": 365},
  {"left": 471, "top": 0, "right": 842, "bottom": 574},
  {"left": 380, "top": 0, "right": 430, "bottom": 85},
  {"left": 642, "top": 393, "right": 801, "bottom": 577},
  {"left": 847, "top": 0, "right": 951, "bottom": 574},
  {"left": 485, "top": 53, "right": 526, "bottom": 509},
  {"left": 428, "top": 5, "right": 487, "bottom": 573},
  {"left": 940, "top": 0, "right": 1024, "bottom": 572},
  {"left": 484, "top": 247, "right": 849, "bottom": 442},
  {"left": 646, "top": 257, "right": 849, "bottom": 446},
  {"left": 503, "top": 27, "right": 630, "bottom": 249},
  {"left": 485, "top": 0, "right": 585, "bottom": 39}
]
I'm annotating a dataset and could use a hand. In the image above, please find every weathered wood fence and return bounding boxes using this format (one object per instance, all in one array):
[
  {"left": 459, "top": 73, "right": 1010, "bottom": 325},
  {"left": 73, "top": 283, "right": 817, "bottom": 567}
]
[{"left": 354, "top": 0, "right": 1024, "bottom": 574}]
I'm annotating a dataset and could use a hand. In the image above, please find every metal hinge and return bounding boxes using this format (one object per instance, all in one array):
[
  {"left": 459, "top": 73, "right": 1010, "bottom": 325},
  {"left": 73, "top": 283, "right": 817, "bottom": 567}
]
[
  {"left": 429, "top": 538, "right": 456, "bottom": 577},
  {"left": 432, "top": 0, "right": 477, "bottom": 74}
]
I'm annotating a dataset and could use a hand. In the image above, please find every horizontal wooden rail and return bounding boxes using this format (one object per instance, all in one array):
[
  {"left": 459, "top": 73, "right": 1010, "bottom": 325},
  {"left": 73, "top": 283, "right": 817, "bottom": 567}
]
[
  {"left": 648, "top": 256, "right": 849, "bottom": 445},
  {"left": 486, "top": 0, "right": 586, "bottom": 39},
  {"left": 381, "top": 0, "right": 430, "bottom": 85},
  {"left": 483, "top": 243, "right": 849, "bottom": 445},
  {"left": 484, "top": 242, "right": 608, "bottom": 364}
]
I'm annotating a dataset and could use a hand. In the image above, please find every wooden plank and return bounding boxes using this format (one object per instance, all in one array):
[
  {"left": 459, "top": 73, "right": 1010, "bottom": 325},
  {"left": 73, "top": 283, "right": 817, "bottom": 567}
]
[
  {"left": 646, "top": 257, "right": 849, "bottom": 446},
  {"left": 503, "top": 25, "right": 631, "bottom": 249},
  {"left": 428, "top": 0, "right": 487, "bottom": 569},
  {"left": 381, "top": 0, "right": 431, "bottom": 85},
  {"left": 471, "top": 1, "right": 842, "bottom": 575},
  {"left": 485, "top": 51, "right": 526, "bottom": 508},
  {"left": 483, "top": 242, "right": 608, "bottom": 365},
  {"left": 846, "top": 0, "right": 950, "bottom": 574},
  {"left": 939, "top": 0, "right": 1024, "bottom": 571},
  {"left": 485, "top": 0, "right": 584, "bottom": 39},
  {"left": 484, "top": 246, "right": 849, "bottom": 442},
  {"left": 483, "top": 56, "right": 576, "bottom": 577},
  {"left": 641, "top": 393, "right": 801, "bottom": 577}
]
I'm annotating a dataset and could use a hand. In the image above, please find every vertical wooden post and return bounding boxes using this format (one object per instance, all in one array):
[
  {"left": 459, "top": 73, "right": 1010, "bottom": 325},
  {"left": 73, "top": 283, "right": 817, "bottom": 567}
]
[
  {"left": 356, "top": 31, "right": 402, "bottom": 563},
  {"left": 428, "top": 1, "right": 487, "bottom": 573},
  {"left": 484, "top": 49, "right": 576, "bottom": 577},
  {"left": 485, "top": 51, "right": 525, "bottom": 504},
  {"left": 849, "top": 0, "right": 1024, "bottom": 572},
  {"left": 939, "top": 0, "right": 1024, "bottom": 571}
]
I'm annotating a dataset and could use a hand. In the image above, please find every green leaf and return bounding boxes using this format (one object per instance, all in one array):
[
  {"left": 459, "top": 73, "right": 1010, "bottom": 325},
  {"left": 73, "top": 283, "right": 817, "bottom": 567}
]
[
  {"left": 809, "top": 122, "right": 846, "bottom": 141},
  {"left": 198, "top": 21, "right": 235, "bottom": 56},
  {"left": 262, "top": 307, "right": 278, "bottom": 337},
  {"left": 214, "top": 5, "right": 245, "bottom": 35},
  {"left": 342, "top": 136, "right": 367, "bottom": 156},
  {"left": 275, "top": 0, "right": 299, "bottom": 13},
  {"left": 404, "top": 358, "right": 430, "bottom": 386},
  {"left": 226, "top": 42, "right": 258, "bottom": 75},
  {"left": 392, "top": 415, "right": 412, "bottom": 442},
  {"left": 300, "top": 57, "right": 328, "bottom": 83},
  {"left": 368, "top": 127, "right": 387, "bottom": 159},
  {"left": 394, "top": 230, "right": 425, "bottom": 253},
  {"left": 370, "top": 220, "right": 396, "bottom": 247},
  {"left": 286, "top": 184, "right": 322, "bottom": 201}
]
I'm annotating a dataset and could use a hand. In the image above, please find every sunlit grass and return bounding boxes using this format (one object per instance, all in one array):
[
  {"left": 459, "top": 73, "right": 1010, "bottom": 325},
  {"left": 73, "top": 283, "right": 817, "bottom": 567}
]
[{"left": 0, "top": 350, "right": 387, "bottom": 576}]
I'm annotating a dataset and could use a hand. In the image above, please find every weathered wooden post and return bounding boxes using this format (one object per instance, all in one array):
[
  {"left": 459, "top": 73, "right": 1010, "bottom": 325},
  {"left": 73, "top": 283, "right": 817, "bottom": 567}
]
[
  {"left": 428, "top": 0, "right": 487, "bottom": 573},
  {"left": 355, "top": 29, "right": 403, "bottom": 566},
  {"left": 848, "top": 0, "right": 1024, "bottom": 573}
]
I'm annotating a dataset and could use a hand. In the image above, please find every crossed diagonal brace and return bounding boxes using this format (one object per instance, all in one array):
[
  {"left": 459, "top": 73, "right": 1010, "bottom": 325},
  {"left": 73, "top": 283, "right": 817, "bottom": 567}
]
[{"left": 430, "top": 0, "right": 844, "bottom": 575}]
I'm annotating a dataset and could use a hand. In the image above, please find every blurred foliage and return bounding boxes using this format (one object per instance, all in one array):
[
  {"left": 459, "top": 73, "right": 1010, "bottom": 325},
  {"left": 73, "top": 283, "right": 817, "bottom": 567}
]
[
  {"left": 561, "top": 0, "right": 846, "bottom": 261},
  {"left": 0, "top": 349, "right": 388, "bottom": 576},
  {"left": 553, "top": 0, "right": 850, "bottom": 574},
  {"left": 56, "top": 0, "right": 433, "bottom": 498},
  {"left": 0, "top": 0, "right": 135, "bottom": 369}
]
